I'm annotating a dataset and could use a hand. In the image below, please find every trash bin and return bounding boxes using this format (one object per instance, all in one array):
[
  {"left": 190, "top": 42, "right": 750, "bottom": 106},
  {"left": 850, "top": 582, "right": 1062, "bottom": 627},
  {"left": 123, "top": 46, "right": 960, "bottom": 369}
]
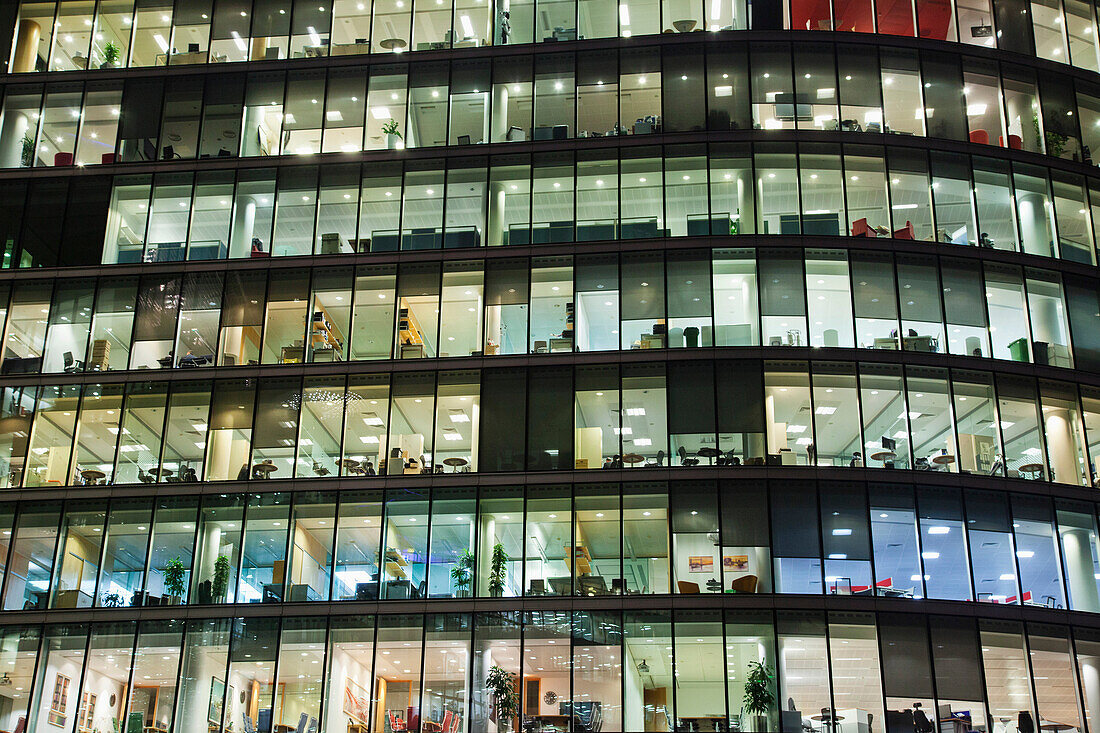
[{"left": 1008, "top": 337, "right": 1030, "bottom": 362}]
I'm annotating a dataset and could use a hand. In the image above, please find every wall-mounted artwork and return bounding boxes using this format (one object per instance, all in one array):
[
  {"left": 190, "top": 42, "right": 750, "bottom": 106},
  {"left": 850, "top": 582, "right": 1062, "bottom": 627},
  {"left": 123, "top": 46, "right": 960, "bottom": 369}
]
[
  {"left": 723, "top": 555, "right": 749, "bottom": 571},
  {"left": 688, "top": 556, "right": 714, "bottom": 573},
  {"left": 209, "top": 677, "right": 225, "bottom": 726},
  {"left": 344, "top": 679, "right": 370, "bottom": 723},
  {"left": 48, "top": 673, "right": 70, "bottom": 727}
]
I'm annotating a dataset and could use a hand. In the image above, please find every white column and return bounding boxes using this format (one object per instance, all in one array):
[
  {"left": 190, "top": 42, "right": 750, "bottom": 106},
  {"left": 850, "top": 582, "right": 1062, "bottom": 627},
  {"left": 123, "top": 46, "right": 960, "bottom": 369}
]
[
  {"left": 491, "top": 86, "right": 507, "bottom": 142},
  {"left": 1081, "top": 658, "right": 1100, "bottom": 733},
  {"left": 488, "top": 181, "right": 506, "bottom": 245},
  {"left": 1061, "top": 528, "right": 1100, "bottom": 611},
  {"left": 230, "top": 194, "right": 257, "bottom": 257},
  {"left": 0, "top": 111, "right": 30, "bottom": 168},
  {"left": 1045, "top": 408, "right": 1079, "bottom": 485},
  {"left": 1018, "top": 193, "right": 1049, "bottom": 257}
]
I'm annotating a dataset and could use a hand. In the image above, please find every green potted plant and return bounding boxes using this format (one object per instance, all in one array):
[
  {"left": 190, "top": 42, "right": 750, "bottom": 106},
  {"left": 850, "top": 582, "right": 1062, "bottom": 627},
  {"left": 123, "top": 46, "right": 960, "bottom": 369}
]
[
  {"left": 488, "top": 543, "right": 508, "bottom": 597},
  {"left": 20, "top": 134, "right": 34, "bottom": 168},
  {"left": 381, "top": 119, "right": 402, "bottom": 149},
  {"left": 211, "top": 554, "right": 231, "bottom": 602},
  {"left": 101, "top": 41, "right": 121, "bottom": 68},
  {"left": 101, "top": 591, "right": 124, "bottom": 608},
  {"left": 485, "top": 665, "right": 518, "bottom": 733},
  {"left": 451, "top": 548, "right": 474, "bottom": 597},
  {"left": 742, "top": 660, "right": 775, "bottom": 733},
  {"left": 163, "top": 557, "right": 186, "bottom": 604}
]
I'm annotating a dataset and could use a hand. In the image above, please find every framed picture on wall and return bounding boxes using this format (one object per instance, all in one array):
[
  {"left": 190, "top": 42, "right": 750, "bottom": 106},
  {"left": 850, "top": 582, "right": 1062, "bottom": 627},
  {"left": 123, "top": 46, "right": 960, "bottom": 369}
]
[
  {"left": 208, "top": 677, "right": 226, "bottom": 726},
  {"left": 77, "top": 691, "right": 97, "bottom": 731},
  {"left": 48, "top": 673, "right": 70, "bottom": 727},
  {"left": 688, "top": 556, "right": 714, "bottom": 573},
  {"left": 344, "top": 679, "right": 370, "bottom": 723},
  {"left": 723, "top": 555, "right": 749, "bottom": 571}
]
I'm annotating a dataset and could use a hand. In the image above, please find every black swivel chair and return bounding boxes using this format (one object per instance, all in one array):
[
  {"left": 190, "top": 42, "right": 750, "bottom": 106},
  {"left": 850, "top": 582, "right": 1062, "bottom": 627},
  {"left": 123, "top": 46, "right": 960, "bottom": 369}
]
[
  {"left": 913, "top": 705, "right": 935, "bottom": 733},
  {"left": 63, "top": 352, "right": 83, "bottom": 373},
  {"left": 677, "top": 445, "right": 699, "bottom": 467},
  {"left": 1018, "top": 712, "right": 1035, "bottom": 733}
]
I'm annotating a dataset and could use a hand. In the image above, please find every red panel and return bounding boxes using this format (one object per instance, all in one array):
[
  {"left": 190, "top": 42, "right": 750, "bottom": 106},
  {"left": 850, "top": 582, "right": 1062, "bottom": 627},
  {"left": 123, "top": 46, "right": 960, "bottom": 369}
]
[
  {"left": 791, "top": 0, "right": 832, "bottom": 28},
  {"left": 916, "top": 0, "right": 953, "bottom": 39}
]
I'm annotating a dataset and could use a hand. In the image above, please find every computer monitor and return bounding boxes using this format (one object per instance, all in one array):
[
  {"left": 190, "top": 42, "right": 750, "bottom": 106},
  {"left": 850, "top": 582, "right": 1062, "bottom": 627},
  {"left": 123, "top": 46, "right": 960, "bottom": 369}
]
[{"left": 881, "top": 435, "right": 897, "bottom": 451}]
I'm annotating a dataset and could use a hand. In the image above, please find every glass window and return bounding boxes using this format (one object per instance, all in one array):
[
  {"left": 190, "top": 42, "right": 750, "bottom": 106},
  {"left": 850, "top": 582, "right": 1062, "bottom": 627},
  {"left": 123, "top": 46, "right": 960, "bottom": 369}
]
[
  {"left": 475, "top": 489, "right": 522, "bottom": 597},
  {"left": 759, "top": 249, "right": 806, "bottom": 346},
  {"left": 25, "top": 384, "right": 80, "bottom": 487},
  {"left": 97, "top": 498, "right": 152, "bottom": 607},
  {"left": 332, "top": 490, "right": 383, "bottom": 601},
  {"left": 174, "top": 619, "right": 231, "bottom": 733},
  {"left": 941, "top": 257, "right": 989, "bottom": 357},
  {"left": 524, "top": 486, "right": 571, "bottom": 596},
  {"left": 897, "top": 257, "right": 944, "bottom": 353},
  {"left": 997, "top": 375, "right": 1047, "bottom": 480},
  {"left": 771, "top": 481, "right": 822, "bottom": 593},
  {"left": 952, "top": 370, "right": 1002, "bottom": 475},
  {"left": 238, "top": 492, "right": 291, "bottom": 603},
  {"left": 966, "top": 489, "right": 1018, "bottom": 603},
  {"left": 3, "top": 502, "right": 61, "bottom": 610},
  {"left": 859, "top": 363, "right": 911, "bottom": 469},
  {"left": 765, "top": 362, "right": 812, "bottom": 464},
  {"left": 870, "top": 484, "right": 923, "bottom": 598},
  {"left": 828, "top": 613, "right": 885, "bottom": 733},
  {"left": 145, "top": 495, "right": 199, "bottom": 605},
  {"left": 373, "top": 615, "right": 424, "bottom": 733},
  {"left": 811, "top": 363, "right": 861, "bottom": 467},
  {"left": 273, "top": 617, "right": 327, "bottom": 733},
  {"left": 192, "top": 494, "right": 245, "bottom": 604},
  {"left": 204, "top": 378, "right": 254, "bottom": 482},
  {"left": 917, "top": 487, "right": 970, "bottom": 601}
]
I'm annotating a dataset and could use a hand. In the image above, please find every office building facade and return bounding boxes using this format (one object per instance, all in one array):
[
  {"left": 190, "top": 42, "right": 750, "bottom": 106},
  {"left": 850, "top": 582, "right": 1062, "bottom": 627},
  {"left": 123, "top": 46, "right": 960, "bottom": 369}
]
[{"left": 2, "top": 2, "right": 1100, "bottom": 733}]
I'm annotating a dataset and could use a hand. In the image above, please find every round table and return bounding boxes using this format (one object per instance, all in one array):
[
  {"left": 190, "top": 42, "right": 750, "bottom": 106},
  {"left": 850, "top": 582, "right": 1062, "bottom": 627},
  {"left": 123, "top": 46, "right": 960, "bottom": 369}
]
[
  {"left": 443, "top": 457, "right": 468, "bottom": 472},
  {"left": 672, "top": 19, "right": 697, "bottom": 31},
  {"left": 80, "top": 469, "right": 106, "bottom": 484},
  {"left": 1039, "top": 724, "right": 1076, "bottom": 732},
  {"left": 380, "top": 38, "right": 407, "bottom": 51},
  {"left": 622, "top": 453, "right": 645, "bottom": 465},
  {"left": 697, "top": 447, "right": 721, "bottom": 464},
  {"left": 150, "top": 467, "right": 174, "bottom": 479},
  {"left": 340, "top": 458, "right": 362, "bottom": 474},
  {"left": 810, "top": 714, "right": 845, "bottom": 733},
  {"left": 870, "top": 450, "right": 897, "bottom": 462},
  {"left": 1019, "top": 462, "right": 1044, "bottom": 479},
  {"left": 252, "top": 463, "right": 279, "bottom": 478},
  {"left": 932, "top": 454, "right": 956, "bottom": 466}
]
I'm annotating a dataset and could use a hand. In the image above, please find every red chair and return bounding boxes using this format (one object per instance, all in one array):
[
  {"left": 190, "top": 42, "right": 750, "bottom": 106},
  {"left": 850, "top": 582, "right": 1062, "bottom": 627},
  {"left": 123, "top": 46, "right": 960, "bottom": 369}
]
[
  {"left": 850, "top": 218, "right": 877, "bottom": 237},
  {"left": 1000, "top": 134, "right": 1023, "bottom": 149},
  {"left": 101, "top": 152, "right": 116, "bottom": 164},
  {"left": 447, "top": 714, "right": 461, "bottom": 733},
  {"left": 388, "top": 712, "right": 407, "bottom": 732},
  {"left": 892, "top": 221, "right": 916, "bottom": 240},
  {"left": 968, "top": 129, "right": 989, "bottom": 145},
  {"left": 53, "top": 151, "right": 74, "bottom": 166}
]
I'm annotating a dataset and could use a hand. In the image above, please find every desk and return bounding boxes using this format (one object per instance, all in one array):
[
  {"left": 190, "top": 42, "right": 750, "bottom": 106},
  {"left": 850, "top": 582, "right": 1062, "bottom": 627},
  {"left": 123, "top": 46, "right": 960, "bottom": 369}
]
[
  {"left": 252, "top": 463, "right": 279, "bottom": 478},
  {"left": 697, "top": 447, "right": 721, "bottom": 464},
  {"left": 341, "top": 458, "right": 362, "bottom": 474},
  {"left": 1019, "top": 462, "right": 1044, "bottom": 479},
  {"left": 679, "top": 717, "right": 724, "bottom": 732},
  {"left": 1039, "top": 724, "right": 1075, "bottom": 732},
  {"left": 940, "top": 718, "right": 972, "bottom": 733},
  {"left": 443, "top": 457, "right": 468, "bottom": 472},
  {"left": 348, "top": 724, "right": 369, "bottom": 733},
  {"left": 150, "top": 467, "right": 174, "bottom": 480},
  {"left": 811, "top": 714, "right": 845, "bottom": 733},
  {"left": 274, "top": 725, "right": 296, "bottom": 733}
]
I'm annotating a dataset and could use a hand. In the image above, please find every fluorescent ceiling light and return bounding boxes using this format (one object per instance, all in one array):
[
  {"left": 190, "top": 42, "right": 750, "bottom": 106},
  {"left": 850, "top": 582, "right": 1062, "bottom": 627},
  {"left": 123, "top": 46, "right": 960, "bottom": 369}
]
[{"left": 371, "top": 107, "right": 392, "bottom": 120}]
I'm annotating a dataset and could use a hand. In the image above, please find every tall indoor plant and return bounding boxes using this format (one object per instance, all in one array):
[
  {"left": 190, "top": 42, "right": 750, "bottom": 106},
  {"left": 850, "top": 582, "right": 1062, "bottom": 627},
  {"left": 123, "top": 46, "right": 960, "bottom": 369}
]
[
  {"left": 163, "top": 557, "right": 186, "bottom": 604},
  {"left": 488, "top": 543, "right": 508, "bottom": 597},
  {"left": 382, "top": 119, "right": 402, "bottom": 149},
  {"left": 211, "top": 554, "right": 231, "bottom": 602},
  {"left": 485, "top": 664, "right": 518, "bottom": 732},
  {"left": 743, "top": 660, "right": 775, "bottom": 732},
  {"left": 451, "top": 548, "right": 474, "bottom": 597}
]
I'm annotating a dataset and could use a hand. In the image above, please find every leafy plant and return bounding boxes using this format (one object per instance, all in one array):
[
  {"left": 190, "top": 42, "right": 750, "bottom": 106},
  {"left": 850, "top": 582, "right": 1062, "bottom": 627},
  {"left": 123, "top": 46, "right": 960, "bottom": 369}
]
[
  {"left": 486, "top": 665, "right": 519, "bottom": 727},
  {"left": 742, "top": 660, "right": 775, "bottom": 716},
  {"left": 381, "top": 119, "right": 401, "bottom": 138},
  {"left": 102, "top": 41, "right": 121, "bottom": 66},
  {"left": 451, "top": 548, "right": 474, "bottom": 596},
  {"left": 101, "top": 591, "right": 124, "bottom": 608},
  {"left": 163, "top": 557, "right": 187, "bottom": 598},
  {"left": 211, "top": 554, "right": 231, "bottom": 601},
  {"left": 20, "top": 134, "right": 33, "bottom": 168},
  {"left": 488, "top": 542, "right": 508, "bottom": 597}
]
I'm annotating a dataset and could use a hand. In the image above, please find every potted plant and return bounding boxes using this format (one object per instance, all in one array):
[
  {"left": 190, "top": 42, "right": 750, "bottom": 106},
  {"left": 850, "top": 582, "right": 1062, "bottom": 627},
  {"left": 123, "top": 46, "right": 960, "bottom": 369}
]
[
  {"left": 101, "top": 591, "right": 124, "bottom": 608},
  {"left": 742, "top": 660, "right": 775, "bottom": 733},
  {"left": 163, "top": 557, "right": 186, "bottom": 604},
  {"left": 485, "top": 664, "right": 518, "bottom": 733},
  {"left": 101, "top": 41, "right": 121, "bottom": 69},
  {"left": 451, "top": 548, "right": 474, "bottom": 597},
  {"left": 381, "top": 119, "right": 402, "bottom": 149},
  {"left": 211, "top": 554, "right": 231, "bottom": 602},
  {"left": 488, "top": 543, "right": 508, "bottom": 597},
  {"left": 20, "top": 134, "right": 34, "bottom": 168}
]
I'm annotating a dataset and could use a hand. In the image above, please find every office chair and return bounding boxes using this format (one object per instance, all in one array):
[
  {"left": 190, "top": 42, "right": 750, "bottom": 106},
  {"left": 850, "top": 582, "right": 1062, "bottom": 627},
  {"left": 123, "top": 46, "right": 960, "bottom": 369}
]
[
  {"left": 63, "top": 352, "right": 83, "bottom": 373},
  {"left": 677, "top": 445, "right": 699, "bottom": 467}
]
